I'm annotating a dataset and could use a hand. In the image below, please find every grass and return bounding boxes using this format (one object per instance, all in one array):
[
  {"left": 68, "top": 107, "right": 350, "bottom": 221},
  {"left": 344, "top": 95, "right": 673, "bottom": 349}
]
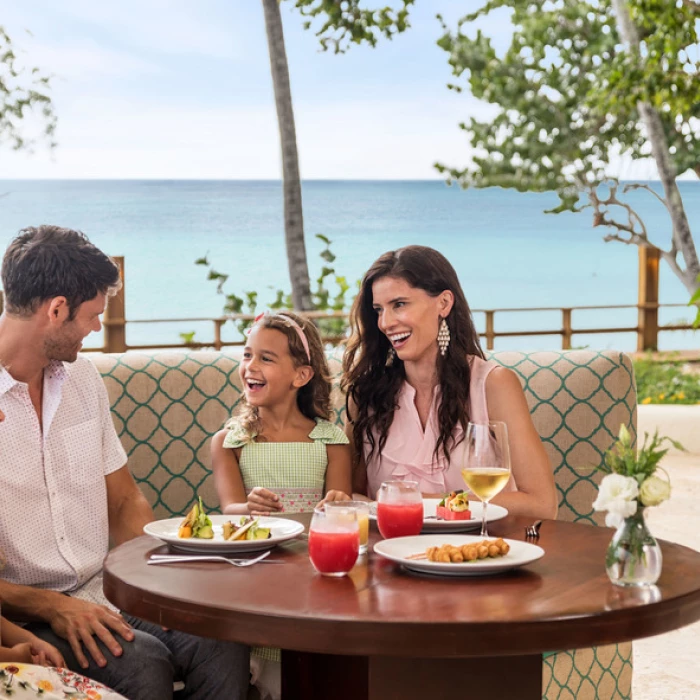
[{"left": 633, "top": 355, "right": 700, "bottom": 405}]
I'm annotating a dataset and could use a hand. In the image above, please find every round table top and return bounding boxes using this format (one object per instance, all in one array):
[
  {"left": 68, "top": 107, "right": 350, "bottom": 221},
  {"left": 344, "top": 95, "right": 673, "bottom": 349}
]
[{"left": 103, "top": 514, "right": 700, "bottom": 658}]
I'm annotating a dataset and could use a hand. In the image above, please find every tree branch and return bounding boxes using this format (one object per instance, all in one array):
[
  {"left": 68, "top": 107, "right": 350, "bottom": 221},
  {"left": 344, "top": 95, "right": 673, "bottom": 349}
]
[
  {"left": 681, "top": 0, "right": 700, "bottom": 15},
  {"left": 623, "top": 182, "right": 668, "bottom": 210},
  {"left": 589, "top": 182, "right": 650, "bottom": 243}
]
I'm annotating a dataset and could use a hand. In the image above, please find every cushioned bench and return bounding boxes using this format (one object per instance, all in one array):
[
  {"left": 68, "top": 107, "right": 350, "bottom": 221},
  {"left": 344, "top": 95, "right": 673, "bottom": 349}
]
[{"left": 91, "top": 348, "right": 636, "bottom": 700}]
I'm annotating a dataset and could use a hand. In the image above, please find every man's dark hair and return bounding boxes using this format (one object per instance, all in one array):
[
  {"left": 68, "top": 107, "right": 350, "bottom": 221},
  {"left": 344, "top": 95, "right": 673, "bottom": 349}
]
[{"left": 1, "top": 225, "right": 121, "bottom": 319}]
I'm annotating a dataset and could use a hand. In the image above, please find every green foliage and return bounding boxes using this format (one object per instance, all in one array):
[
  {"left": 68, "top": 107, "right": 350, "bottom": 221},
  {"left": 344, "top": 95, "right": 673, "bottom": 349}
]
[
  {"left": 690, "top": 273, "right": 700, "bottom": 327},
  {"left": 633, "top": 355, "right": 700, "bottom": 404},
  {"left": 599, "top": 424, "right": 683, "bottom": 484},
  {"left": 435, "top": 1, "right": 700, "bottom": 211},
  {"left": 291, "top": 0, "right": 414, "bottom": 53},
  {"left": 0, "top": 26, "right": 57, "bottom": 151},
  {"left": 179, "top": 331, "right": 197, "bottom": 346},
  {"left": 197, "top": 234, "right": 357, "bottom": 341}
]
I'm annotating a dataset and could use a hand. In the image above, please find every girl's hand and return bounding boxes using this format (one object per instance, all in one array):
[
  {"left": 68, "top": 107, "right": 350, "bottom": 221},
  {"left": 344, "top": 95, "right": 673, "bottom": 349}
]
[
  {"left": 1, "top": 642, "right": 34, "bottom": 664},
  {"left": 316, "top": 490, "right": 352, "bottom": 509},
  {"left": 247, "top": 487, "right": 282, "bottom": 515},
  {"left": 31, "top": 637, "right": 65, "bottom": 668}
]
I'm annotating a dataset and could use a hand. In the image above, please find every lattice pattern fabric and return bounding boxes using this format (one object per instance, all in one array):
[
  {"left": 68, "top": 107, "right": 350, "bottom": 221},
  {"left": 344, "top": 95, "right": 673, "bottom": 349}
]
[
  {"left": 90, "top": 348, "right": 636, "bottom": 523},
  {"left": 89, "top": 347, "right": 637, "bottom": 700},
  {"left": 543, "top": 643, "right": 633, "bottom": 699}
]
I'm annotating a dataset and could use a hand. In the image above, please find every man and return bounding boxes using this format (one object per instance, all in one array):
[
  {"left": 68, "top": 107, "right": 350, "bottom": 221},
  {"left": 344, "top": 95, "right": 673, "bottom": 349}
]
[{"left": 0, "top": 226, "right": 249, "bottom": 699}]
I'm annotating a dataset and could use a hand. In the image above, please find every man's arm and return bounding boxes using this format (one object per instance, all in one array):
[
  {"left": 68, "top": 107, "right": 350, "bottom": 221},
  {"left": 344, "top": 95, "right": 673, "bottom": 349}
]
[
  {"left": 0, "top": 578, "right": 134, "bottom": 669},
  {"left": 106, "top": 465, "right": 154, "bottom": 546}
]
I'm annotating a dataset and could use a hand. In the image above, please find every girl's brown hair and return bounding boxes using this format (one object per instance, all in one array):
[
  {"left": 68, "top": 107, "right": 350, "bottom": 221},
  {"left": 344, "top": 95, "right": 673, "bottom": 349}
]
[
  {"left": 231, "top": 311, "right": 332, "bottom": 439},
  {"left": 342, "top": 245, "right": 484, "bottom": 465}
]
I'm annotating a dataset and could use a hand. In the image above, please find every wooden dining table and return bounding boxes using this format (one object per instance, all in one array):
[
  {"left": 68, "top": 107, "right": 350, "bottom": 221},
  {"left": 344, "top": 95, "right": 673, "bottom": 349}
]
[{"left": 103, "top": 514, "right": 700, "bottom": 700}]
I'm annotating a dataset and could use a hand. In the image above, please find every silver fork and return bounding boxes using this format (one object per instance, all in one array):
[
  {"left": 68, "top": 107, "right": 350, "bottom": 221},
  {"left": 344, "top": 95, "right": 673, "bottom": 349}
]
[
  {"left": 148, "top": 550, "right": 272, "bottom": 567},
  {"left": 525, "top": 520, "right": 543, "bottom": 539}
]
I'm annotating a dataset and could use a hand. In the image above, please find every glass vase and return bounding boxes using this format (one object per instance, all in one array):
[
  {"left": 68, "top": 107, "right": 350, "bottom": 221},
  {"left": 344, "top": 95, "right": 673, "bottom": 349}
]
[{"left": 606, "top": 508, "right": 662, "bottom": 587}]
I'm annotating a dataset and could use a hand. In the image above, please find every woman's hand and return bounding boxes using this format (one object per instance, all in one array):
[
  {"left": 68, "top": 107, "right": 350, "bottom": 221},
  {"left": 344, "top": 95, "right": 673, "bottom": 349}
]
[{"left": 247, "top": 487, "right": 283, "bottom": 515}]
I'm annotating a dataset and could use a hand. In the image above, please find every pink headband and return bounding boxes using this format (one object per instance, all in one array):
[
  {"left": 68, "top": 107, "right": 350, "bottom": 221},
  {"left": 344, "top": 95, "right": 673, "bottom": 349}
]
[{"left": 251, "top": 312, "right": 311, "bottom": 363}]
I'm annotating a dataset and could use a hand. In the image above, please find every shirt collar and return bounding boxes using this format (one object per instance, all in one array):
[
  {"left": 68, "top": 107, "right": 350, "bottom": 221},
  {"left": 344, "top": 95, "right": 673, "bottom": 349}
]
[
  {"left": 0, "top": 360, "right": 67, "bottom": 397},
  {"left": 0, "top": 365, "right": 16, "bottom": 397}
]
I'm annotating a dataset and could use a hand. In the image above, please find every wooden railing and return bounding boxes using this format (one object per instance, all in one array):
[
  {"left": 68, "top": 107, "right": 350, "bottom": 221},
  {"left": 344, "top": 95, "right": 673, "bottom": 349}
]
[
  {"left": 97, "top": 302, "right": 696, "bottom": 353},
  {"left": 1, "top": 248, "right": 697, "bottom": 353}
]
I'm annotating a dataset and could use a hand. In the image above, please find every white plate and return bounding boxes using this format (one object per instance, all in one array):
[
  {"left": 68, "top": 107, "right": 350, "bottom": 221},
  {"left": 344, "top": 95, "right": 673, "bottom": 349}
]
[
  {"left": 369, "top": 498, "right": 508, "bottom": 533},
  {"left": 373, "top": 534, "right": 544, "bottom": 577},
  {"left": 143, "top": 515, "right": 305, "bottom": 554}
]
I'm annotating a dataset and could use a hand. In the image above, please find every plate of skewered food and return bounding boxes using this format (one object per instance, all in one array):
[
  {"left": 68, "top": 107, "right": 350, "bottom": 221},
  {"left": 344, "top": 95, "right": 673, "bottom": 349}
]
[{"left": 373, "top": 534, "right": 544, "bottom": 577}]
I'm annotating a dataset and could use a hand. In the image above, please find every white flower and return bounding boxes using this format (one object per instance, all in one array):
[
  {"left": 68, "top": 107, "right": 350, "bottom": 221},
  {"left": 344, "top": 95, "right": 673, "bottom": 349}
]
[
  {"left": 639, "top": 475, "right": 671, "bottom": 507},
  {"left": 593, "top": 474, "right": 639, "bottom": 528}
]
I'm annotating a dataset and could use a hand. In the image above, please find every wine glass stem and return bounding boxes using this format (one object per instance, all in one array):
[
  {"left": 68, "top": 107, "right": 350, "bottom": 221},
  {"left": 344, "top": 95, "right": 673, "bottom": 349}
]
[{"left": 481, "top": 500, "right": 489, "bottom": 537}]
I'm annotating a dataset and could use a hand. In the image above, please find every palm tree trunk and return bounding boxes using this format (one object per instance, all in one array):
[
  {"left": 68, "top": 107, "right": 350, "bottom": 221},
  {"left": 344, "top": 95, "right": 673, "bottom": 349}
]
[
  {"left": 613, "top": 0, "right": 700, "bottom": 295},
  {"left": 262, "top": 0, "right": 313, "bottom": 310}
]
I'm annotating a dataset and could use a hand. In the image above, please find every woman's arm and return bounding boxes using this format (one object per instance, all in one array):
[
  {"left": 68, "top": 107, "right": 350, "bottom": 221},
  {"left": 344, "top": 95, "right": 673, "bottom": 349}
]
[
  {"left": 485, "top": 367, "right": 558, "bottom": 520},
  {"left": 210, "top": 430, "right": 251, "bottom": 515}
]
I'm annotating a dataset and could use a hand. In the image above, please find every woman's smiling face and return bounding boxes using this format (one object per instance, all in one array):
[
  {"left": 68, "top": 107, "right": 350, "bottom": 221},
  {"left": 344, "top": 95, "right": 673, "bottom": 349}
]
[{"left": 371, "top": 275, "right": 453, "bottom": 366}]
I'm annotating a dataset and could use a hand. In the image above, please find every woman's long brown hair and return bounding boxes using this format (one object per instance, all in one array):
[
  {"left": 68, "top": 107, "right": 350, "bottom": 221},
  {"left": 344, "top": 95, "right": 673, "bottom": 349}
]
[
  {"left": 230, "top": 311, "right": 332, "bottom": 440},
  {"left": 342, "top": 245, "right": 484, "bottom": 466}
]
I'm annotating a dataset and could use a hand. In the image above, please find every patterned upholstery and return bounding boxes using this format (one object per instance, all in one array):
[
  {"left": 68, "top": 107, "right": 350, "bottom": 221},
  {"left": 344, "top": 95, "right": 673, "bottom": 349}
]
[{"left": 90, "top": 347, "right": 636, "bottom": 700}]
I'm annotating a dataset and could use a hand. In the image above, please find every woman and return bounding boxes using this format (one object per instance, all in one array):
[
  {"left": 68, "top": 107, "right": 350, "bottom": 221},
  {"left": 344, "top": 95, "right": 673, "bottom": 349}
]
[{"left": 341, "top": 245, "right": 557, "bottom": 520}]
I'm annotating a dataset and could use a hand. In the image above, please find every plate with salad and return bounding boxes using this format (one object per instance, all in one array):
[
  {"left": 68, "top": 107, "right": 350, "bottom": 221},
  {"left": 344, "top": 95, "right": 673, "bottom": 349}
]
[{"left": 144, "top": 497, "right": 304, "bottom": 553}]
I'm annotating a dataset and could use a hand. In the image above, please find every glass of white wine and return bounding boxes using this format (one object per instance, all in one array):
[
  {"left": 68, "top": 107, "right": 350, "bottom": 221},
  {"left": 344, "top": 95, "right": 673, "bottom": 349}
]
[{"left": 461, "top": 421, "right": 512, "bottom": 537}]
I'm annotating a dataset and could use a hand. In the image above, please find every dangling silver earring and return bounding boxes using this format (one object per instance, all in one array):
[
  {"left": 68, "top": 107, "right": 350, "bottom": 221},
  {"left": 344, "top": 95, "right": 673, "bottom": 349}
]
[
  {"left": 437, "top": 318, "right": 450, "bottom": 357},
  {"left": 386, "top": 347, "right": 396, "bottom": 367}
]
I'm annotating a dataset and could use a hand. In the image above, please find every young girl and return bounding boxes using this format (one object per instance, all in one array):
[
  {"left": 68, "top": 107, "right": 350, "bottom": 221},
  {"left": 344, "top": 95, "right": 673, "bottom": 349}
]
[
  {"left": 211, "top": 311, "right": 352, "bottom": 700},
  {"left": 211, "top": 311, "right": 352, "bottom": 516}
]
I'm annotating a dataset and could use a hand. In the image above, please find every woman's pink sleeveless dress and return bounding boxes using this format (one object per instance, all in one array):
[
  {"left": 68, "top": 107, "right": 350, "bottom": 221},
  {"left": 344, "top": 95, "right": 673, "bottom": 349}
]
[{"left": 365, "top": 355, "right": 518, "bottom": 499}]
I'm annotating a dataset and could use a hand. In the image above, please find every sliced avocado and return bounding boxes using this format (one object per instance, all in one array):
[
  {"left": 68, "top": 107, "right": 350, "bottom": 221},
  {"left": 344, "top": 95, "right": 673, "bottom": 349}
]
[
  {"left": 253, "top": 527, "right": 271, "bottom": 540},
  {"left": 197, "top": 525, "right": 214, "bottom": 539}
]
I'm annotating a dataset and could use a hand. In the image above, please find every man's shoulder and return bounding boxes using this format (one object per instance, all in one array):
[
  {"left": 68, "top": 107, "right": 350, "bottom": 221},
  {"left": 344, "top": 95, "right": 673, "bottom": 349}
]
[{"left": 63, "top": 354, "right": 102, "bottom": 384}]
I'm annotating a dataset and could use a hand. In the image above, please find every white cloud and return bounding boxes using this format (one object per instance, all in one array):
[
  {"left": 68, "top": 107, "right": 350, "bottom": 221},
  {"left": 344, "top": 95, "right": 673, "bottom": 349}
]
[
  {"left": 29, "top": 40, "right": 162, "bottom": 81},
  {"left": 0, "top": 93, "right": 491, "bottom": 179},
  {"left": 44, "top": 0, "right": 244, "bottom": 60}
]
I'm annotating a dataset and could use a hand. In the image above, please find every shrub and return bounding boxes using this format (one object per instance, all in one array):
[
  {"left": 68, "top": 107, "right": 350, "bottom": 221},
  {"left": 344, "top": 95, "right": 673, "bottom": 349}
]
[{"left": 633, "top": 356, "right": 700, "bottom": 405}]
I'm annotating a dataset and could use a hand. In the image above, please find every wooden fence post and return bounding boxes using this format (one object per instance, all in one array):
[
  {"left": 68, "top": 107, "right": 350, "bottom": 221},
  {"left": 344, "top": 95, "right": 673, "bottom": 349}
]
[
  {"left": 104, "top": 256, "right": 127, "bottom": 353},
  {"left": 637, "top": 246, "right": 660, "bottom": 352},
  {"left": 562, "top": 308, "right": 572, "bottom": 350},
  {"left": 485, "top": 311, "right": 495, "bottom": 350}
]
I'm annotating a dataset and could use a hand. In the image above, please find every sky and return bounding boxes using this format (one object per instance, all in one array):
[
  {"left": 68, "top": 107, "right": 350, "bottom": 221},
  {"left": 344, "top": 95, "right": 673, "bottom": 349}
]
[{"left": 0, "top": 1, "right": 696, "bottom": 180}]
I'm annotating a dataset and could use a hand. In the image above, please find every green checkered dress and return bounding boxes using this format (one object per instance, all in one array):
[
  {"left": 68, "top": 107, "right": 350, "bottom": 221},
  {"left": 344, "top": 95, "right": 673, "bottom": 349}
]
[{"left": 223, "top": 417, "right": 349, "bottom": 662}]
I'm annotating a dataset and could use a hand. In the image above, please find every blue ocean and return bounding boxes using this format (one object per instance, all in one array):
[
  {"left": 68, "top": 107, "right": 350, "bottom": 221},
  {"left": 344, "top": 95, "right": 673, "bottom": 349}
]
[{"left": 0, "top": 179, "right": 698, "bottom": 352}]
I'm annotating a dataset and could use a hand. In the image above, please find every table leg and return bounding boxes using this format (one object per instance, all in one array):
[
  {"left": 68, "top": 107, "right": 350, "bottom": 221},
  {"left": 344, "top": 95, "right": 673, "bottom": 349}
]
[{"left": 281, "top": 651, "right": 542, "bottom": 700}]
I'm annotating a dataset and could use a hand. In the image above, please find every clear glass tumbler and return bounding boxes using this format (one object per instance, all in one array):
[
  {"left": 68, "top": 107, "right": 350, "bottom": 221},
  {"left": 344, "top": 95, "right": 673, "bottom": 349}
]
[
  {"left": 324, "top": 501, "right": 371, "bottom": 554},
  {"left": 308, "top": 507, "right": 360, "bottom": 577},
  {"left": 376, "top": 480, "right": 423, "bottom": 539}
]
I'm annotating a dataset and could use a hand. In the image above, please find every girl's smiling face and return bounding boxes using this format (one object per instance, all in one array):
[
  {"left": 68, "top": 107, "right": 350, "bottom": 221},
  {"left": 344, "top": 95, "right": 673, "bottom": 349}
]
[
  {"left": 371, "top": 276, "right": 453, "bottom": 366},
  {"left": 240, "top": 326, "right": 310, "bottom": 407}
]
